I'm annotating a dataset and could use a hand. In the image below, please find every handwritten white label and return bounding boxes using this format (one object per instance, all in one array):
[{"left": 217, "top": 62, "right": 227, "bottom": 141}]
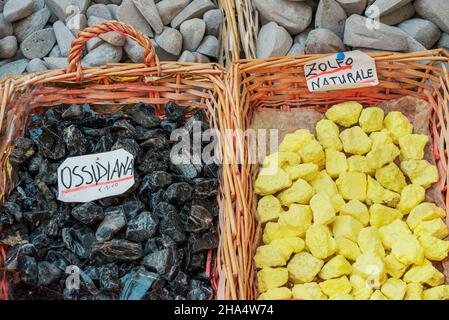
[
  {"left": 57, "top": 149, "right": 135, "bottom": 203},
  {"left": 304, "top": 50, "right": 379, "bottom": 92}
]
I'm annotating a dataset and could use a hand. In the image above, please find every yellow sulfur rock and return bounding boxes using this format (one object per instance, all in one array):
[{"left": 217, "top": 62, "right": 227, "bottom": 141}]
[
  {"left": 256, "top": 195, "right": 283, "bottom": 223},
  {"left": 397, "top": 184, "right": 426, "bottom": 214},
  {"left": 340, "top": 200, "right": 370, "bottom": 226},
  {"left": 325, "top": 149, "right": 348, "bottom": 178},
  {"left": 381, "top": 278, "right": 406, "bottom": 300},
  {"left": 319, "top": 255, "right": 352, "bottom": 280},
  {"left": 370, "top": 130, "right": 393, "bottom": 149},
  {"left": 336, "top": 172, "right": 367, "bottom": 201},
  {"left": 418, "top": 234, "right": 449, "bottom": 261},
  {"left": 359, "top": 107, "right": 384, "bottom": 133},
  {"left": 305, "top": 224, "right": 337, "bottom": 259},
  {"left": 278, "top": 204, "right": 312, "bottom": 238},
  {"left": 400, "top": 160, "right": 439, "bottom": 189},
  {"left": 336, "top": 236, "right": 361, "bottom": 261},
  {"left": 333, "top": 216, "right": 363, "bottom": 242},
  {"left": 285, "top": 163, "right": 319, "bottom": 181},
  {"left": 263, "top": 152, "right": 301, "bottom": 170},
  {"left": 403, "top": 262, "right": 445, "bottom": 287},
  {"left": 370, "top": 290, "right": 388, "bottom": 300},
  {"left": 278, "top": 178, "right": 314, "bottom": 207},
  {"left": 331, "top": 194, "right": 346, "bottom": 213},
  {"left": 383, "top": 254, "right": 407, "bottom": 279},
  {"left": 319, "top": 276, "right": 352, "bottom": 297},
  {"left": 279, "top": 129, "right": 314, "bottom": 153},
  {"left": 379, "top": 219, "right": 412, "bottom": 250},
  {"left": 310, "top": 192, "right": 336, "bottom": 225},
  {"left": 340, "top": 126, "right": 372, "bottom": 155},
  {"left": 329, "top": 293, "right": 353, "bottom": 300},
  {"left": 347, "top": 155, "right": 374, "bottom": 175},
  {"left": 414, "top": 219, "right": 449, "bottom": 239},
  {"left": 350, "top": 275, "right": 373, "bottom": 300},
  {"left": 287, "top": 252, "right": 324, "bottom": 284},
  {"left": 316, "top": 119, "right": 343, "bottom": 151},
  {"left": 326, "top": 101, "right": 363, "bottom": 127},
  {"left": 358, "top": 226, "right": 385, "bottom": 257},
  {"left": 263, "top": 222, "right": 304, "bottom": 244},
  {"left": 310, "top": 170, "right": 338, "bottom": 196},
  {"left": 423, "top": 285, "right": 449, "bottom": 300},
  {"left": 299, "top": 139, "right": 325, "bottom": 166},
  {"left": 366, "top": 144, "right": 400, "bottom": 170},
  {"left": 407, "top": 202, "right": 446, "bottom": 230},
  {"left": 258, "top": 287, "right": 292, "bottom": 300},
  {"left": 257, "top": 268, "right": 289, "bottom": 292},
  {"left": 352, "top": 253, "right": 386, "bottom": 283},
  {"left": 369, "top": 204, "right": 403, "bottom": 228},
  {"left": 375, "top": 163, "right": 407, "bottom": 193},
  {"left": 399, "top": 134, "right": 428, "bottom": 160},
  {"left": 366, "top": 176, "right": 400, "bottom": 208},
  {"left": 292, "top": 283, "right": 327, "bottom": 300},
  {"left": 255, "top": 167, "right": 292, "bottom": 196},
  {"left": 391, "top": 234, "right": 425, "bottom": 266},
  {"left": 271, "top": 238, "right": 305, "bottom": 261},
  {"left": 405, "top": 283, "right": 423, "bottom": 300},
  {"left": 384, "top": 111, "right": 413, "bottom": 143},
  {"left": 254, "top": 244, "right": 287, "bottom": 268}
]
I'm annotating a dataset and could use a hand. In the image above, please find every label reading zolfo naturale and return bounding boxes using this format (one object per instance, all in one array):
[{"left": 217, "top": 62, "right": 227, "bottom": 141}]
[
  {"left": 304, "top": 50, "right": 379, "bottom": 92},
  {"left": 57, "top": 149, "right": 135, "bottom": 203}
]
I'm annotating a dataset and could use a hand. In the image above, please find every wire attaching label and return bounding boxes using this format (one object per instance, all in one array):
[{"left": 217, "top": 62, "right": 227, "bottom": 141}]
[{"left": 304, "top": 50, "right": 379, "bottom": 92}]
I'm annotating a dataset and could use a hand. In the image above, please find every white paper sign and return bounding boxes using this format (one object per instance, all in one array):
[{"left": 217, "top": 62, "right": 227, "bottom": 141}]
[
  {"left": 304, "top": 50, "right": 379, "bottom": 92},
  {"left": 57, "top": 149, "right": 135, "bottom": 203}
]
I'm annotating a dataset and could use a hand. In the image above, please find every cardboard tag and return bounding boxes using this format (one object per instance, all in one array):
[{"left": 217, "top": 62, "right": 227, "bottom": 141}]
[
  {"left": 304, "top": 50, "right": 379, "bottom": 92},
  {"left": 57, "top": 149, "right": 135, "bottom": 203}
]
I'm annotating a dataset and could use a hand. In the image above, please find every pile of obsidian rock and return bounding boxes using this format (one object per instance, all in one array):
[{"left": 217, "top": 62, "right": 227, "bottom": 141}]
[{"left": 0, "top": 102, "right": 219, "bottom": 300}]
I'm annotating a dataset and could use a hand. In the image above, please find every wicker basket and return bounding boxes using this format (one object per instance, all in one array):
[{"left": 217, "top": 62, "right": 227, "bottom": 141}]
[
  {"left": 235, "top": 0, "right": 258, "bottom": 60},
  {"left": 218, "top": 0, "right": 240, "bottom": 66},
  {"left": 0, "top": 21, "right": 232, "bottom": 300},
  {"left": 225, "top": 49, "right": 449, "bottom": 300}
]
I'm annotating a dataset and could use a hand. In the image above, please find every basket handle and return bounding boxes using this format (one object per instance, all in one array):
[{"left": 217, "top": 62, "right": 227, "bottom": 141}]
[{"left": 66, "top": 21, "right": 160, "bottom": 78}]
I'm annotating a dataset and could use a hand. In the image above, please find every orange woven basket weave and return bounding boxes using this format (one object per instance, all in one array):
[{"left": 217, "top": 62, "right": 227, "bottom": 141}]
[
  {"left": 0, "top": 21, "right": 234, "bottom": 300},
  {"left": 224, "top": 49, "right": 449, "bottom": 300}
]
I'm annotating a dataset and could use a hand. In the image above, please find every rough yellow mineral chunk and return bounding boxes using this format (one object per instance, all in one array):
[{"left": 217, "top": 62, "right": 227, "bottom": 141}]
[
  {"left": 299, "top": 139, "right": 325, "bottom": 167},
  {"left": 257, "top": 195, "right": 283, "bottom": 223},
  {"left": 310, "top": 170, "right": 338, "bottom": 196},
  {"left": 305, "top": 224, "right": 337, "bottom": 259},
  {"left": 418, "top": 234, "right": 449, "bottom": 261},
  {"left": 292, "top": 283, "right": 327, "bottom": 300},
  {"left": 257, "top": 268, "right": 289, "bottom": 292},
  {"left": 331, "top": 194, "right": 346, "bottom": 213},
  {"left": 254, "top": 244, "right": 287, "bottom": 268},
  {"left": 279, "top": 129, "right": 314, "bottom": 153},
  {"left": 369, "top": 204, "right": 403, "bottom": 228},
  {"left": 263, "top": 152, "right": 301, "bottom": 169},
  {"left": 370, "top": 130, "right": 393, "bottom": 149},
  {"left": 319, "top": 276, "right": 352, "bottom": 297},
  {"left": 340, "top": 200, "right": 370, "bottom": 226},
  {"left": 375, "top": 163, "right": 407, "bottom": 193},
  {"left": 285, "top": 163, "right": 319, "bottom": 181},
  {"left": 255, "top": 167, "right": 292, "bottom": 196},
  {"left": 336, "top": 172, "right": 367, "bottom": 201},
  {"left": 316, "top": 119, "right": 343, "bottom": 151},
  {"left": 383, "top": 254, "right": 407, "bottom": 279},
  {"left": 414, "top": 219, "right": 449, "bottom": 239},
  {"left": 359, "top": 107, "right": 384, "bottom": 133},
  {"left": 325, "top": 149, "right": 348, "bottom": 178},
  {"left": 403, "top": 262, "right": 445, "bottom": 287},
  {"left": 258, "top": 287, "right": 292, "bottom": 300},
  {"left": 287, "top": 252, "right": 324, "bottom": 283},
  {"left": 366, "top": 144, "right": 400, "bottom": 170},
  {"left": 319, "top": 255, "right": 352, "bottom": 280},
  {"left": 379, "top": 219, "right": 412, "bottom": 250},
  {"left": 352, "top": 253, "right": 386, "bottom": 283},
  {"left": 384, "top": 111, "right": 413, "bottom": 143},
  {"left": 271, "top": 238, "right": 305, "bottom": 260},
  {"left": 333, "top": 216, "right": 363, "bottom": 242},
  {"left": 399, "top": 134, "right": 428, "bottom": 160},
  {"left": 340, "top": 126, "right": 372, "bottom": 155},
  {"left": 366, "top": 176, "right": 400, "bottom": 207},
  {"left": 326, "top": 101, "right": 363, "bottom": 127},
  {"left": 397, "top": 184, "right": 426, "bottom": 214},
  {"left": 350, "top": 275, "right": 373, "bottom": 300},
  {"left": 405, "top": 283, "right": 423, "bottom": 300},
  {"left": 400, "top": 160, "right": 439, "bottom": 189},
  {"left": 278, "top": 178, "right": 314, "bottom": 206},
  {"left": 391, "top": 234, "right": 425, "bottom": 266},
  {"left": 423, "top": 285, "right": 449, "bottom": 300},
  {"left": 370, "top": 290, "right": 388, "bottom": 300},
  {"left": 263, "top": 222, "right": 303, "bottom": 244},
  {"left": 358, "top": 226, "right": 385, "bottom": 257},
  {"left": 310, "top": 192, "right": 336, "bottom": 225},
  {"left": 381, "top": 278, "right": 406, "bottom": 300},
  {"left": 347, "top": 155, "right": 374, "bottom": 175},
  {"left": 328, "top": 294, "right": 353, "bottom": 300},
  {"left": 278, "top": 204, "right": 312, "bottom": 238},
  {"left": 407, "top": 203, "right": 446, "bottom": 230},
  {"left": 336, "top": 236, "right": 361, "bottom": 261}
]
